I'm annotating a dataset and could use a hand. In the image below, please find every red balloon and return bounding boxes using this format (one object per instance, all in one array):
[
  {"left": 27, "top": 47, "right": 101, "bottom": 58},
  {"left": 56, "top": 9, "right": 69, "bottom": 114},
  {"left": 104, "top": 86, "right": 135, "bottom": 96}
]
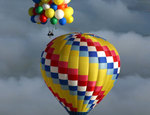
[
  {"left": 64, "top": 4, "right": 68, "bottom": 8},
  {"left": 40, "top": 14, "right": 47, "bottom": 23},
  {"left": 33, "top": 8, "right": 37, "bottom": 15},
  {"left": 42, "top": 10, "right": 45, "bottom": 15},
  {"left": 35, "top": 3, "right": 39, "bottom": 7},
  {"left": 48, "top": 0, "right": 53, "bottom": 5}
]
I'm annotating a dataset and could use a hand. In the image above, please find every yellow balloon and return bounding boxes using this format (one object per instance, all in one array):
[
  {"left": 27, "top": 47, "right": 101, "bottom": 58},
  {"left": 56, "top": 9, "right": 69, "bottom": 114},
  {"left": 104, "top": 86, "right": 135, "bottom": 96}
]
[
  {"left": 64, "top": 7, "right": 74, "bottom": 18},
  {"left": 66, "top": 16, "right": 74, "bottom": 23},
  {"left": 45, "top": 8, "right": 55, "bottom": 18},
  {"left": 53, "top": 0, "right": 64, "bottom": 5},
  {"left": 41, "top": 0, "right": 50, "bottom": 3},
  {"left": 28, "top": 7, "right": 34, "bottom": 16},
  {"left": 64, "top": 0, "right": 71, "bottom": 4}
]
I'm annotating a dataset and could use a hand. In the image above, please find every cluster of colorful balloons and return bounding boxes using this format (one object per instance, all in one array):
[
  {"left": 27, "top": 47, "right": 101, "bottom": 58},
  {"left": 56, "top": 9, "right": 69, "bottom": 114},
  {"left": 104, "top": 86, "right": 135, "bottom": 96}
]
[{"left": 28, "top": 0, "right": 74, "bottom": 25}]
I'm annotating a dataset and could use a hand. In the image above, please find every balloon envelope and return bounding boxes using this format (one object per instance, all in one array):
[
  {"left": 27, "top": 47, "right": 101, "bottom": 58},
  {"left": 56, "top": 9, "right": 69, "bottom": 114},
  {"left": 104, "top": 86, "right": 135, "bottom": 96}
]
[{"left": 40, "top": 32, "right": 121, "bottom": 115}]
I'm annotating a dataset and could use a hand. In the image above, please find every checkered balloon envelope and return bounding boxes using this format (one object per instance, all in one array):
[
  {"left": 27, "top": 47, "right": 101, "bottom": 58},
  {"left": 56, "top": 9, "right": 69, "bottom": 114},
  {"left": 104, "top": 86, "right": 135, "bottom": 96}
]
[{"left": 40, "top": 32, "right": 121, "bottom": 115}]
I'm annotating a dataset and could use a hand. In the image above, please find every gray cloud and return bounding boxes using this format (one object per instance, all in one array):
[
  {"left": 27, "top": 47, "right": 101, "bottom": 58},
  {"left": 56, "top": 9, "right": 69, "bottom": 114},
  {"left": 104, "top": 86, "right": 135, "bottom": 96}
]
[
  {"left": 104, "top": 0, "right": 150, "bottom": 11},
  {"left": 91, "top": 31, "right": 150, "bottom": 77},
  {"left": 0, "top": 1, "right": 150, "bottom": 114},
  {"left": 0, "top": 76, "right": 149, "bottom": 115},
  {"left": 0, "top": 28, "right": 68, "bottom": 78},
  {"left": 0, "top": 77, "right": 65, "bottom": 115},
  {"left": 70, "top": 0, "right": 150, "bottom": 35},
  {"left": 0, "top": 0, "right": 150, "bottom": 37},
  {"left": 91, "top": 75, "right": 150, "bottom": 115},
  {"left": 1, "top": 29, "right": 150, "bottom": 78}
]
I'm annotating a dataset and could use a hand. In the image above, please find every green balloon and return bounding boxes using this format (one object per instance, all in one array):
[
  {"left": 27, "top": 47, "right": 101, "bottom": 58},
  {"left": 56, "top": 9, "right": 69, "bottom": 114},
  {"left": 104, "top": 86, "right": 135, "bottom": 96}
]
[
  {"left": 35, "top": 6, "right": 43, "bottom": 14},
  {"left": 50, "top": 17, "right": 58, "bottom": 25}
]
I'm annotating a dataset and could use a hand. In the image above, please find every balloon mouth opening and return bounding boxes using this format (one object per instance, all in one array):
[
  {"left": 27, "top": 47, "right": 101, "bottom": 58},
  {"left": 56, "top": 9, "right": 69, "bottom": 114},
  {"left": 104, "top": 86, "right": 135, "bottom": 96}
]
[
  {"left": 68, "top": 111, "right": 88, "bottom": 115},
  {"left": 69, "top": 112, "right": 88, "bottom": 115}
]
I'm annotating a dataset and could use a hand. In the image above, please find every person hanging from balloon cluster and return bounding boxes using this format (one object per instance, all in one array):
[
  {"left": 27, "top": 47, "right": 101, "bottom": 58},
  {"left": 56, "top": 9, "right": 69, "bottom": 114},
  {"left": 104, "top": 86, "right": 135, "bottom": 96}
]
[
  {"left": 28, "top": 0, "right": 74, "bottom": 38},
  {"left": 47, "top": 30, "right": 54, "bottom": 37}
]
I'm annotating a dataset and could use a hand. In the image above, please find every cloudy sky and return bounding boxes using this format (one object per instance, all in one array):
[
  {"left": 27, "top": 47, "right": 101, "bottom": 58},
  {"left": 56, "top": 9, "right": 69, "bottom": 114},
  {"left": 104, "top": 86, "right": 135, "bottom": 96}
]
[{"left": 0, "top": 0, "right": 150, "bottom": 115}]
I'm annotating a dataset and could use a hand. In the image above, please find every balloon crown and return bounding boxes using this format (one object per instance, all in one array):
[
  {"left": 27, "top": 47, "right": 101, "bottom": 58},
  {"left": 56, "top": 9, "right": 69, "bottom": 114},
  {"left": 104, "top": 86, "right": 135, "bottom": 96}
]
[{"left": 28, "top": 0, "right": 74, "bottom": 26}]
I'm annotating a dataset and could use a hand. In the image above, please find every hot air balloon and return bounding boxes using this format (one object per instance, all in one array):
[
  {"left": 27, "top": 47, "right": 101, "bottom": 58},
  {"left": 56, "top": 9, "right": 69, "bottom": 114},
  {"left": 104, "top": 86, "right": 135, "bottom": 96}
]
[{"left": 40, "top": 32, "right": 121, "bottom": 115}]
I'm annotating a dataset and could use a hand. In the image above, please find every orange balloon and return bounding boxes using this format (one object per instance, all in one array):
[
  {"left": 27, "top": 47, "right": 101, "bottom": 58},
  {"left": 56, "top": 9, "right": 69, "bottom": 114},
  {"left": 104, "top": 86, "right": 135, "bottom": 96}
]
[{"left": 57, "top": 3, "right": 66, "bottom": 10}]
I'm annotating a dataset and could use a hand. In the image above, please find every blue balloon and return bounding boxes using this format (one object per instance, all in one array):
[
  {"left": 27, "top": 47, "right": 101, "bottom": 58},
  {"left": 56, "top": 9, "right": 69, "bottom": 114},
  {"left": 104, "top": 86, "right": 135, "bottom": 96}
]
[
  {"left": 51, "top": 3, "right": 57, "bottom": 11},
  {"left": 31, "top": 16, "right": 36, "bottom": 23},
  {"left": 59, "top": 18, "right": 67, "bottom": 25},
  {"left": 32, "top": 0, "right": 41, "bottom": 4}
]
